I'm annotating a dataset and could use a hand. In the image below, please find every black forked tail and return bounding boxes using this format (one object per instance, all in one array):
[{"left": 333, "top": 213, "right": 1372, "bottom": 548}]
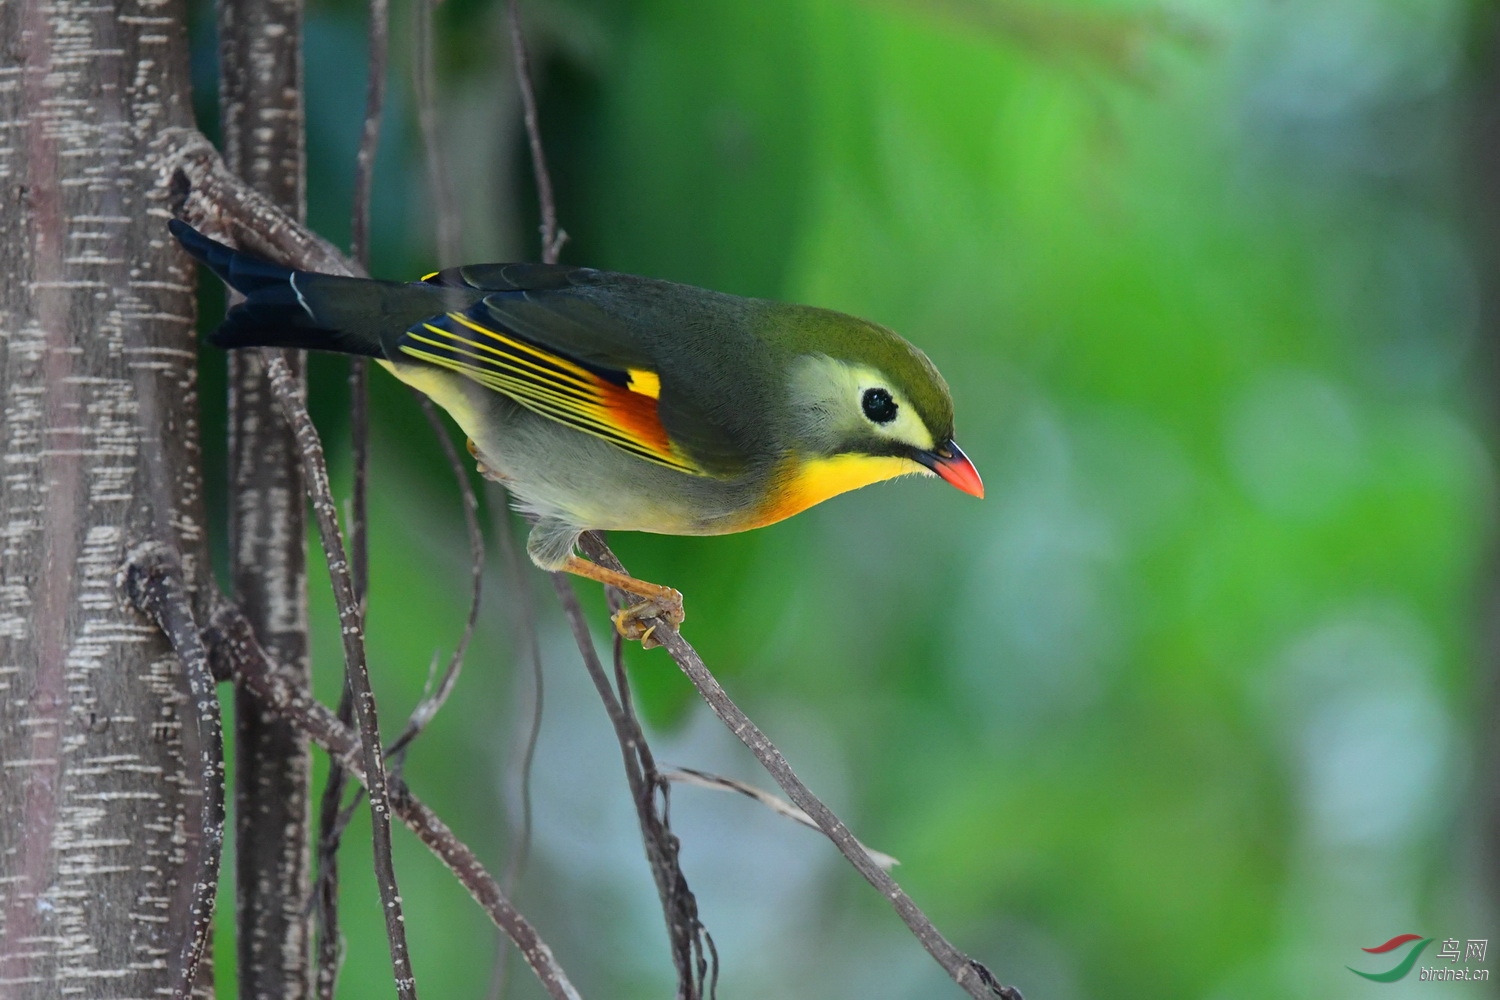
[
  {"left": 169, "top": 220, "right": 385, "bottom": 357},
  {"left": 169, "top": 219, "right": 296, "bottom": 295}
]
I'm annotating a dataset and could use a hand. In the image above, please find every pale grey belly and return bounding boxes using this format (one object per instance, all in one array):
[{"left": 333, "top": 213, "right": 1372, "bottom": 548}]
[{"left": 403, "top": 363, "right": 768, "bottom": 536}]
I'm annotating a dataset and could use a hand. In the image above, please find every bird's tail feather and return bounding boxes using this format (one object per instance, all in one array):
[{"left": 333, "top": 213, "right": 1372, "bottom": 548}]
[{"left": 169, "top": 220, "right": 436, "bottom": 358}]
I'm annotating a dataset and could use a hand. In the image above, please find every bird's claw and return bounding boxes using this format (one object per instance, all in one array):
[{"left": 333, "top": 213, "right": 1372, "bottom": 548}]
[
  {"left": 466, "top": 438, "right": 508, "bottom": 483},
  {"left": 611, "top": 589, "right": 685, "bottom": 649}
]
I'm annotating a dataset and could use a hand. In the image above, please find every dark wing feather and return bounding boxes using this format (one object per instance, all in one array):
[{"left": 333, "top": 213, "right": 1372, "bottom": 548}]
[
  {"left": 412, "top": 266, "right": 766, "bottom": 477},
  {"left": 487, "top": 283, "right": 769, "bottom": 474},
  {"left": 422, "top": 261, "right": 594, "bottom": 292}
]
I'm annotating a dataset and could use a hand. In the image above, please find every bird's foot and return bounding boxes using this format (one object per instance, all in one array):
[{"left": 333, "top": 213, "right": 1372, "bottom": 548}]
[
  {"left": 558, "top": 555, "right": 685, "bottom": 649},
  {"left": 610, "top": 589, "right": 685, "bottom": 649}
]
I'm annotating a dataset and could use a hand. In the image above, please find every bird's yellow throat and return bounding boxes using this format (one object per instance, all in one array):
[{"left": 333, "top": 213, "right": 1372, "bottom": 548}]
[{"left": 749, "top": 453, "right": 919, "bottom": 529}]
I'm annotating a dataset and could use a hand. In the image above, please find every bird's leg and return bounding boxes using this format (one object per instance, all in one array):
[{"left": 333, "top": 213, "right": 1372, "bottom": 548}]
[{"left": 558, "top": 555, "right": 685, "bottom": 649}]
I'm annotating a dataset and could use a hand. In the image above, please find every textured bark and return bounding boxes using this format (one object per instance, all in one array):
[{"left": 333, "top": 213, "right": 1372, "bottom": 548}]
[
  {"left": 0, "top": 0, "right": 211, "bottom": 995},
  {"left": 217, "top": 0, "right": 314, "bottom": 993}
]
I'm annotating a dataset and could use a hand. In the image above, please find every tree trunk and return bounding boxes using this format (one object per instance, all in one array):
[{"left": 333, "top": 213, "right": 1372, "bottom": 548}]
[
  {"left": 0, "top": 0, "right": 210, "bottom": 995},
  {"left": 217, "top": 0, "right": 314, "bottom": 993}
]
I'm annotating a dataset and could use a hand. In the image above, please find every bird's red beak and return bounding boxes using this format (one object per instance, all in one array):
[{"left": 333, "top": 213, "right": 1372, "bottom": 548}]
[{"left": 918, "top": 440, "right": 984, "bottom": 499}]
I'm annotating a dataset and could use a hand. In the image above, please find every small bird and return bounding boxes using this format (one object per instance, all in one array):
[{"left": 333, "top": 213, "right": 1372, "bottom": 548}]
[{"left": 171, "top": 220, "right": 982, "bottom": 645}]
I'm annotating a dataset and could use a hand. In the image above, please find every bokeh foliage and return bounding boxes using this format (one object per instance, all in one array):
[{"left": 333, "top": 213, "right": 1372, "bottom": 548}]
[{"left": 192, "top": 0, "right": 1498, "bottom": 997}]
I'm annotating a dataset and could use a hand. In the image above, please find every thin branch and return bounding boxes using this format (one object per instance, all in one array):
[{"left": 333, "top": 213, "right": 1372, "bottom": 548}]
[
  {"left": 577, "top": 536, "right": 1022, "bottom": 1000},
  {"left": 393, "top": 0, "right": 485, "bottom": 766},
  {"left": 605, "top": 590, "right": 717, "bottom": 997},
  {"left": 663, "top": 767, "right": 899, "bottom": 871},
  {"left": 411, "top": 10, "right": 552, "bottom": 991},
  {"left": 414, "top": 0, "right": 460, "bottom": 263},
  {"left": 177, "top": 123, "right": 487, "bottom": 734},
  {"left": 550, "top": 573, "right": 716, "bottom": 1000},
  {"left": 120, "top": 543, "right": 226, "bottom": 1000},
  {"left": 350, "top": 0, "right": 388, "bottom": 273},
  {"left": 263, "top": 354, "right": 417, "bottom": 999},
  {"left": 507, "top": 0, "right": 566, "bottom": 264},
  {"left": 491, "top": 10, "right": 559, "bottom": 994},
  {"left": 506, "top": 14, "right": 713, "bottom": 993},
  {"left": 496, "top": 495, "right": 544, "bottom": 891},
  {"left": 488, "top": 487, "right": 546, "bottom": 1000},
  {"left": 316, "top": 0, "right": 389, "bottom": 987},
  {"left": 167, "top": 131, "right": 572, "bottom": 998},
  {"left": 313, "top": 686, "right": 353, "bottom": 1000},
  {"left": 204, "top": 603, "right": 583, "bottom": 1000},
  {"left": 176, "top": 127, "right": 486, "bottom": 758},
  {"left": 385, "top": 393, "right": 484, "bottom": 764},
  {"left": 166, "top": 130, "right": 359, "bottom": 276},
  {"left": 170, "top": 141, "right": 497, "bottom": 995},
  {"left": 349, "top": 366, "right": 370, "bottom": 604},
  {"left": 348, "top": 0, "right": 388, "bottom": 594}
]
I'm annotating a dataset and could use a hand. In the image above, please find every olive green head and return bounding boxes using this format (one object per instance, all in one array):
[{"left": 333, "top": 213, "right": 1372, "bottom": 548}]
[
  {"left": 752, "top": 303, "right": 982, "bottom": 500},
  {"left": 774, "top": 305, "right": 955, "bottom": 458}
]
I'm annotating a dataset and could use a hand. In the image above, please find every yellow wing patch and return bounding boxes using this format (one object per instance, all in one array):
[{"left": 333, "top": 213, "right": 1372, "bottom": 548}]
[
  {"left": 627, "top": 368, "right": 661, "bottom": 399},
  {"left": 398, "top": 311, "right": 703, "bottom": 475}
]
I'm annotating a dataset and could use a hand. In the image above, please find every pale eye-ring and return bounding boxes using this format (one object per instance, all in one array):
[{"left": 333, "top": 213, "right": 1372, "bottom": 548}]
[{"left": 862, "top": 387, "right": 898, "bottom": 424}]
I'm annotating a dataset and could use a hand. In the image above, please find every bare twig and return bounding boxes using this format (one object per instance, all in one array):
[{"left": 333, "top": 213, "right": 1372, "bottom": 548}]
[
  {"left": 381, "top": 0, "right": 488, "bottom": 770},
  {"left": 414, "top": 0, "right": 460, "bottom": 264},
  {"left": 663, "top": 767, "right": 900, "bottom": 871},
  {"left": 168, "top": 130, "right": 562, "bottom": 998},
  {"left": 171, "top": 143, "right": 489, "bottom": 991},
  {"left": 605, "top": 592, "right": 717, "bottom": 997},
  {"left": 349, "top": 369, "right": 370, "bottom": 605},
  {"left": 494, "top": 495, "right": 544, "bottom": 893},
  {"left": 551, "top": 574, "right": 716, "bottom": 999},
  {"left": 204, "top": 603, "right": 583, "bottom": 1000},
  {"left": 263, "top": 355, "right": 417, "bottom": 999},
  {"left": 507, "top": 0, "right": 566, "bottom": 264},
  {"left": 350, "top": 0, "right": 388, "bottom": 274},
  {"left": 167, "top": 131, "right": 358, "bottom": 276},
  {"left": 506, "top": 11, "right": 712, "bottom": 993},
  {"left": 472, "top": 11, "right": 561, "bottom": 992},
  {"left": 346, "top": 0, "right": 384, "bottom": 594},
  {"left": 487, "top": 486, "right": 546, "bottom": 1000},
  {"left": 121, "top": 544, "right": 226, "bottom": 1000},
  {"left": 577, "top": 537, "right": 1022, "bottom": 1000},
  {"left": 177, "top": 137, "right": 486, "bottom": 767},
  {"left": 312, "top": 691, "right": 352, "bottom": 1000},
  {"left": 315, "top": 2, "right": 390, "bottom": 987},
  {"left": 385, "top": 394, "right": 484, "bottom": 764}
]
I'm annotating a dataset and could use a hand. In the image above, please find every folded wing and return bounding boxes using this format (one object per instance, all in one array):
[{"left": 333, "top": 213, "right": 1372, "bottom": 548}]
[{"left": 397, "top": 304, "right": 704, "bottom": 476}]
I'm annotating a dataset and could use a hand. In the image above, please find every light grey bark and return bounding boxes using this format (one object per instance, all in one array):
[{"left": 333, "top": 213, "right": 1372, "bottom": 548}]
[
  {"left": 217, "top": 0, "right": 314, "bottom": 993},
  {"left": 0, "top": 0, "right": 212, "bottom": 995}
]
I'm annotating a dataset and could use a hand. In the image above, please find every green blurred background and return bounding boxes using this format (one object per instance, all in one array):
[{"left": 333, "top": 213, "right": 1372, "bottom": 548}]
[{"left": 188, "top": 0, "right": 1500, "bottom": 996}]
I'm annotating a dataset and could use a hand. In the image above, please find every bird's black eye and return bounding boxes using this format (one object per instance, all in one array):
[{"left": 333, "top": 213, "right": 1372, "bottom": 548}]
[{"left": 862, "top": 387, "right": 898, "bottom": 424}]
